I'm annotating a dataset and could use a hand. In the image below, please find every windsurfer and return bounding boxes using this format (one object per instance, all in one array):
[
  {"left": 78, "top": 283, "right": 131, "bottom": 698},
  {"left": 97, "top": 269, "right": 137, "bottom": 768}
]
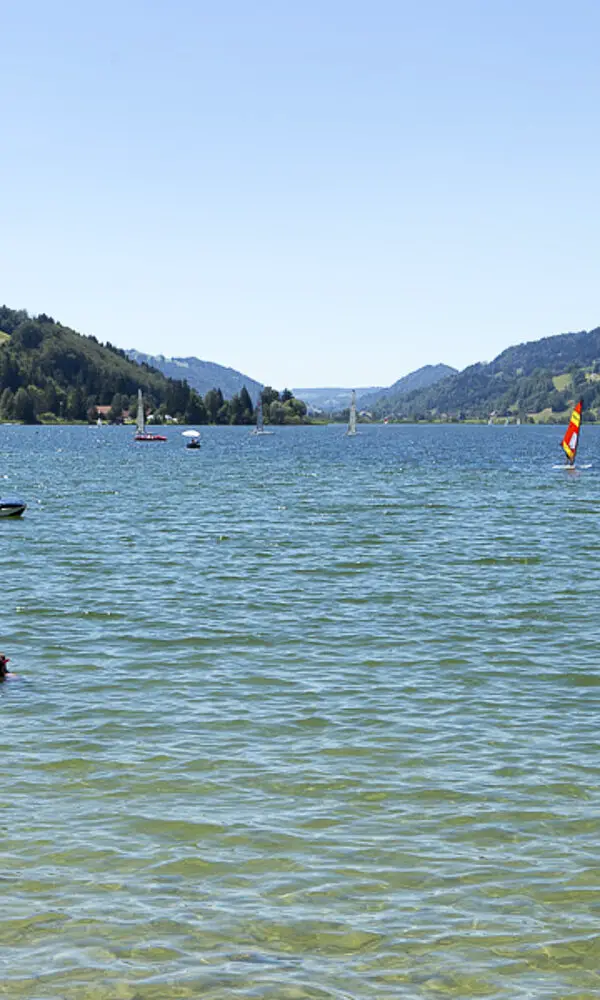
[{"left": 561, "top": 399, "right": 583, "bottom": 467}]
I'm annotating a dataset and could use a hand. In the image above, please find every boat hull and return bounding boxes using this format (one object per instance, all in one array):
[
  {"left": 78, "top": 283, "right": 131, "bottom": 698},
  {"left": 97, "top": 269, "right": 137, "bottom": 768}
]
[
  {"left": 134, "top": 434, "right": 167, "bottom": 442},
  {"left": 0, "top": 500, "right": 27, "bottom": 518}
]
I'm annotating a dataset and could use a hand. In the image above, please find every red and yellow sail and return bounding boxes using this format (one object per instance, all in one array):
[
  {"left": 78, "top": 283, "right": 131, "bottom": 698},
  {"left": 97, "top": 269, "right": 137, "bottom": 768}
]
[{"left": 561, "top": 399, "right": 583, "bottom": 463}]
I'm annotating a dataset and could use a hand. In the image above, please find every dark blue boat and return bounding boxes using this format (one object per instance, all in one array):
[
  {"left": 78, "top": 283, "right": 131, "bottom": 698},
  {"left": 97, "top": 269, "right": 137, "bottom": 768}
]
[{"left": 0, "top": 498, "right": 27, "bottom": 518}]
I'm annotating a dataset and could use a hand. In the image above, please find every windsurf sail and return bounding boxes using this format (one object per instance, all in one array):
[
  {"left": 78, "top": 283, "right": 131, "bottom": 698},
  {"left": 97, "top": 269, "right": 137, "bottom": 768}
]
[{"left": 561, "top": 399, "right": 583, "bottom": 464}]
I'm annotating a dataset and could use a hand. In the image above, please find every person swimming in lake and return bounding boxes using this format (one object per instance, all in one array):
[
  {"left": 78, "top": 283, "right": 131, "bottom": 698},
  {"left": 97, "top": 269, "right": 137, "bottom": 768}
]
[{"left": 0, "top": 653, "right": 15, "bottom": 681}]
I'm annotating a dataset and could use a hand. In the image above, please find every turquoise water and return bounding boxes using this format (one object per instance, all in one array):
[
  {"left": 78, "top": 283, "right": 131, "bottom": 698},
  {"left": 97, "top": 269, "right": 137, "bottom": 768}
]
[{"left": 2, "top": 424, "right": 600, "bottom": 999}]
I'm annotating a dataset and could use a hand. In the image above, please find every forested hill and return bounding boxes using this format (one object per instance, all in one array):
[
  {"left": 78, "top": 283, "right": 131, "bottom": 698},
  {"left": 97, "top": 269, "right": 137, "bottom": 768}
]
[
  {"left": 373, "top": 326, "right": 600, "bottom": 421},
  {"left": 486, "top": 328, "right": 600, "bottom": 377},
  {"left": 0, "top": 305, "right": 309, "bottom": 426},
  {"left": 0, "top": 306, "right": 206, "bottom": 423}
]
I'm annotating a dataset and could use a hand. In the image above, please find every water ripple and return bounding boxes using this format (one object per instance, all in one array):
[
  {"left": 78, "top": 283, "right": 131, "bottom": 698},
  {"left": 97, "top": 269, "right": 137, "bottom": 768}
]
[{"left": 2, "top": 424, "right": 600, "bottom": 998}]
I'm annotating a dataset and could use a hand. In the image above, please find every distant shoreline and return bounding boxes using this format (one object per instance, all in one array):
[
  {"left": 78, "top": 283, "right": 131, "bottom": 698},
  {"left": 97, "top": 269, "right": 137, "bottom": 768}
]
[{"left": 0, "top": 417, "right": 576, "bottom": 428}]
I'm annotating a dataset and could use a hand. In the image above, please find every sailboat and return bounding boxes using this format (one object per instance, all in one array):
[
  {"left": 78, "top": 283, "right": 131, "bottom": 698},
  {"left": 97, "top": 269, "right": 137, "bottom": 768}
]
[
  {"left": 134, "top": 389, "right": 166, "bottom": 442},
  {"left": 251, "top": 399, "right": 272, "bottom": 435},
  {"left": 559, "top": 399, "right": 585, "bottom": 468},
  {"left": 346, "top": 390, "right": 357, "bottom": 436}
]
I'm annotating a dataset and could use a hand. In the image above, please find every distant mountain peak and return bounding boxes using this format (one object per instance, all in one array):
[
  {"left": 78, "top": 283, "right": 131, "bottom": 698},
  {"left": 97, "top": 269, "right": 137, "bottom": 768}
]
[
  {"left": 358, "top": 364, "right": 457, "bottom": 410},
  {"left": 126, "top": 349, "right": 263, "bottom": 401}
]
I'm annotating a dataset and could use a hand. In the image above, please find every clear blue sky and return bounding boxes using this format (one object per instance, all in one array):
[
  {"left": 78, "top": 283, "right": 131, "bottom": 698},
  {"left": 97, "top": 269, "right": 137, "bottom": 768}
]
[{"left": 1, "top": 0, "right": 599, "bottom": 388}]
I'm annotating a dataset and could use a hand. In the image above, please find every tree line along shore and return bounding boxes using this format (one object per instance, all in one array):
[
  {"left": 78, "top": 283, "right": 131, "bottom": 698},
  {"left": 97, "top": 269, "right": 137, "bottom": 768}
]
[{"left": 3, "top": 304, "right": 600, "bottom": 426}]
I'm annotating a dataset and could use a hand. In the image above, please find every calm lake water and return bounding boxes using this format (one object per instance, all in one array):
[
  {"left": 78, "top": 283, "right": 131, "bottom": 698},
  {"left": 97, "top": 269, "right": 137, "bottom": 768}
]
[{"left": 2, "top": 423, "right": 600, "bottom": 999}]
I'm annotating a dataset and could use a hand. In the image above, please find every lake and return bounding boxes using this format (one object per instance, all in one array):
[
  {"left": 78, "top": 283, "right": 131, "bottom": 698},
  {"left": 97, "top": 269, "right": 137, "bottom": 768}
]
[{"left": 2, "top": 423, "right": 600, "bottom": 998}]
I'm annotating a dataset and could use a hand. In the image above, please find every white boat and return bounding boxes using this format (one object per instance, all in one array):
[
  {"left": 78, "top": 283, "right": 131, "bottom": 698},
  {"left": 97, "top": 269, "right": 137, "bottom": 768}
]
[
  {"left": 346, "top": 390, "right": 357, "bottom": 435},
  {"left": 134, "top": 389, "right": 166, "bottom": 442},
  {"left": 252, "top": 399, "right": 273, "bottom": 435},
  {"left": 0, "top": 498, "right": 26, "bottom": 518}
]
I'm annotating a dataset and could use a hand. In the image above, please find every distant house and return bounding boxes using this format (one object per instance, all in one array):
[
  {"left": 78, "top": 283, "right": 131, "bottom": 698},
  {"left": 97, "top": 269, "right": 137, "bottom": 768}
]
[{"left": 96, "top": 403, "right": 130, "bottom": 423}]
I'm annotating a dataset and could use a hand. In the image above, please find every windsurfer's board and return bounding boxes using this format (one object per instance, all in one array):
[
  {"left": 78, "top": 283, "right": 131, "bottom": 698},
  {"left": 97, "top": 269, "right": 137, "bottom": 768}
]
[{"left": 553, "top": 463, "right": 592, "bottom": 470}]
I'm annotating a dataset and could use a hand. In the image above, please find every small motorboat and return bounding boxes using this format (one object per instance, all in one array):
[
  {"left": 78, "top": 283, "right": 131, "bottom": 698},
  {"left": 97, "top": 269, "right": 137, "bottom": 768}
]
[
  {"left": 0, "top": 498, "right": 27, "bottom": 518},
  {"left": 182, "top": 429, "right": 201, "bottom": 449}
]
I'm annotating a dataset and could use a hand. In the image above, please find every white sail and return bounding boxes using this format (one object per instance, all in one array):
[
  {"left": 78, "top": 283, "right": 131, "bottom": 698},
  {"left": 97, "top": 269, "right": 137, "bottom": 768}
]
[
  {"left": 136, "top": 389, "right": 145, "bottom": 435},
  {"left": 346, "top": 390, "right": 357, "bottom": 435},
  {"left": 252, "top": 398, "right": 273, "bottom": 435}
]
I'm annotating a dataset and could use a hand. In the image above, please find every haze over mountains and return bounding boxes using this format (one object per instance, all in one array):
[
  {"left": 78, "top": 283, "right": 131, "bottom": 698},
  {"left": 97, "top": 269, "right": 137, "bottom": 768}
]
[
  {"left": 294, "top": 367, "right": 457, "bottom": 413},
  {"left": 291, "top": 387, "right": 383, "bottom": 412},
  {"left": 126, "top": 349, "right": 456, "bottom": 414},
  {"left": 125, "top": 350, "right": 457, "bottom": 414}
]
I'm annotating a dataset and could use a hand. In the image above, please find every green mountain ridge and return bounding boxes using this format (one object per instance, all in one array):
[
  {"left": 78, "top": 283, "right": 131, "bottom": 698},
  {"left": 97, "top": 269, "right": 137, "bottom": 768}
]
[
  {"left": 0, "top": 305, "right": 204, "bottom": 423},
  {"left": 373, "top": 326, "right": 600, "bottom": 421},
  {"left": 358, "top": 364, "right": 457, "bottom": 410}
]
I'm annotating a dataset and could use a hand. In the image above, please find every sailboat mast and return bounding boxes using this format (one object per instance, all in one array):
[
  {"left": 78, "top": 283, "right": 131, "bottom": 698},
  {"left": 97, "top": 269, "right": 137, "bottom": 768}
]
[
  {"left": 576, "top": 401, "right": 582, "bottom": 461},
  {"left": 348, "top": 390, "right": 357, "bottom": 435},
  {"left": 136, "top": 389, "right": 145, "bottom": 435}
]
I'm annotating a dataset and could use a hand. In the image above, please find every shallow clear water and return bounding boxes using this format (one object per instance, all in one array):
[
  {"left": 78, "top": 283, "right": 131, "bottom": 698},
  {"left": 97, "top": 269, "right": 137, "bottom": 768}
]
[{"left": 2, "top": 423, "right": 600, "bottom": 999}]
